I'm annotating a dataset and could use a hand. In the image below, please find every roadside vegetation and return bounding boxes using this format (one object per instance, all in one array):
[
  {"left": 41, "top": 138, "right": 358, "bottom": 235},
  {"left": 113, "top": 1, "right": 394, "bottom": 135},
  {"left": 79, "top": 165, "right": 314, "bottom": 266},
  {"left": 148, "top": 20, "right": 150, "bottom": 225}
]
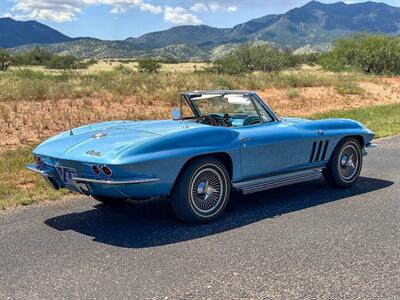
[
  {"left": 309, "top": 104, "right": 400, "bottom": 138},
  {"left": 0, "top": 148, "right": 67, "bottom": 210}
]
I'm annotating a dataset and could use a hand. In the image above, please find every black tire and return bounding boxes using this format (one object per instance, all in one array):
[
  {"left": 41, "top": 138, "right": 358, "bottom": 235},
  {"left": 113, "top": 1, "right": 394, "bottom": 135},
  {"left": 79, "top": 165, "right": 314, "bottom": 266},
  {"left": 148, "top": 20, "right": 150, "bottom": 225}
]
[
  {"left": 323, "top": 137, "right": 363, "bottom": 188},
  {"left": 171, "top": 156, "right": 231, "bottom": 224},
  {"left": 92, "top": 195, "right": 126, "bottom": 205}
]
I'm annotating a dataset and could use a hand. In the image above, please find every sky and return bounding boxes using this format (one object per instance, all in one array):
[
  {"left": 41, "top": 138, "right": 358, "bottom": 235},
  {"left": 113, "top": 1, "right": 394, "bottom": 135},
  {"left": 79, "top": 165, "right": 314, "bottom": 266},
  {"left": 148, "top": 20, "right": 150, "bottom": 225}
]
[{"left": 1, "top": 0, "right": 400, "bottom": 40}]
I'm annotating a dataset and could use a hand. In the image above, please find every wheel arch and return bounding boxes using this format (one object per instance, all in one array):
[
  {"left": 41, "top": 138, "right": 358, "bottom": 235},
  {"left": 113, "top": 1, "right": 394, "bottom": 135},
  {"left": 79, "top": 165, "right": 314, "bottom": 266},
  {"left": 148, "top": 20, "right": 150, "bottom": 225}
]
[
  {"left": 326, "top": 134, "right": 365, "bottom": 162},
  {"left": 170, "top": 152, "right": 233, "bottom": 195},
  {"left": 339, "top": 135, "right": 365, "bottom": 148}
]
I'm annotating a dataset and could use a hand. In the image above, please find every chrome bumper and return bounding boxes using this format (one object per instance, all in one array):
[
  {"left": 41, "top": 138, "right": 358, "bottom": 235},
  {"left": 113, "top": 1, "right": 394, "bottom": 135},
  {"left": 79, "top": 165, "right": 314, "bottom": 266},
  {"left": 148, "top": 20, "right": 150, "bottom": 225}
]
[
  {"left": 26, "top": 163, "right": 63, "bottom": 190},
  {"left": 26, "top": 163, "right": 159, "bottom": 191},
  {"left": 71, "top": 177, "right": 159, "bottom": 185}
]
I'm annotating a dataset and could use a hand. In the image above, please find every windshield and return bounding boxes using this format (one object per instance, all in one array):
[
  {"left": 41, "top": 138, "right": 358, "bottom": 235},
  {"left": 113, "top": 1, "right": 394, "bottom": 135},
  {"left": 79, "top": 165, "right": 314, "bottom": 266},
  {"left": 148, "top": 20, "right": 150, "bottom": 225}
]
[
  {"left": 191, "top": 94, "right": 258, "bottom": 116},
  {"left": 186, "top": 93, "right": 273, "bottom": 127}
]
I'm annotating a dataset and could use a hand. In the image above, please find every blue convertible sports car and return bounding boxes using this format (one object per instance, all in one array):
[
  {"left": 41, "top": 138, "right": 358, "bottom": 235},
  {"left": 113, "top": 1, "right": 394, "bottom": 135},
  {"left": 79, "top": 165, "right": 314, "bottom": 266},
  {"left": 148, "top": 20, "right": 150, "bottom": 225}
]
[{"left": 27, "top": 90, "right": 376, "bottom": 223}]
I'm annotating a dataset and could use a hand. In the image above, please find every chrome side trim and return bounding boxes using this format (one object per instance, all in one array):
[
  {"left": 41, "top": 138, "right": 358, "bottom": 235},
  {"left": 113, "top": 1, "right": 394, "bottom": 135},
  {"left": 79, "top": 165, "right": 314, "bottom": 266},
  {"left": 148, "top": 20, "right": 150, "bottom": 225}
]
[
  {"left": 72, "top": 177, "right": 159, "bottom": 185},
  {"left": 232, "top": 169, "right": 322, "bottom": 195}
]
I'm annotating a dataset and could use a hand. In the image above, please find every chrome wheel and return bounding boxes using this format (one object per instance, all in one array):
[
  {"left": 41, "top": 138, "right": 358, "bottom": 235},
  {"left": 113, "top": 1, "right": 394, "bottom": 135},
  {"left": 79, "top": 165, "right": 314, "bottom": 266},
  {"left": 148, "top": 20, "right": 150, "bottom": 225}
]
[
  {"left": 338, "top": 143, "right": 360, "bottom": 182},
  {"left": 190, "top": 167, "right": 224, "bottom": 214}
]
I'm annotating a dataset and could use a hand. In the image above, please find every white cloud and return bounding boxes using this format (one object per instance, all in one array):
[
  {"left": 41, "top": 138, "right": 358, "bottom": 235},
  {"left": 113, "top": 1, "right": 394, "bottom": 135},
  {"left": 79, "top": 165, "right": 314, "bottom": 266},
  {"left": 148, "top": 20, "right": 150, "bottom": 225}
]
[
  {"left": 4, "top": 0, "right": 183, "bottom": 24},
  {"left": 209, "top": 2, "right": 220, "bottom": 13},
  {"left": 190, "top": 3, "right": 208, "bottom": 12},
  {"left": 164, "top": 6, "right": 202, "bottom": 25},
  {"left": 190, "top": 2, "right": 238, "bottom": 13},
  {"left": 139, "top": 2, "right": 162, "bottom": 14}
]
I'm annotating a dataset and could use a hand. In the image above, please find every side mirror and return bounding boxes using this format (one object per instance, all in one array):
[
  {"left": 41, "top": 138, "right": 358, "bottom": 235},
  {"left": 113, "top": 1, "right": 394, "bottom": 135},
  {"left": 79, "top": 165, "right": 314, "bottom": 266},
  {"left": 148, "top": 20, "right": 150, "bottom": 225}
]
[{"left": 171, "top": 107, "right": 181, "bottom": 120}]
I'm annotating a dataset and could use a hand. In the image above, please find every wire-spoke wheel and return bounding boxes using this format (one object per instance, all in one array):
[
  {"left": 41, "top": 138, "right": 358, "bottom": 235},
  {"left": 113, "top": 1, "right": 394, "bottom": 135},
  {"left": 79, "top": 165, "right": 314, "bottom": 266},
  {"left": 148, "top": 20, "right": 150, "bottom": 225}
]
[
  {"left": 323, "top": 137, "right": 363, "bottom": 188},
  {"left": 171, "top": 157, "right": 231, "bottom": 223},
  {"left": 190, "top": 168, "right": 224, "bottom": 214},
  {"left": 338, "top": 144, "right": 360, "bottom": 182}
]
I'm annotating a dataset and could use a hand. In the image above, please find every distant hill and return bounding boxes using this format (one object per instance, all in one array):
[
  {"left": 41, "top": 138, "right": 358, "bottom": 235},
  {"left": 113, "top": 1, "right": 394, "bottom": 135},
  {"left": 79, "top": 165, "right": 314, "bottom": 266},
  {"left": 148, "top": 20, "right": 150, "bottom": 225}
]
[
  {"left": 0, "top": 17, "right": 72, "bottom": 48},
  {"left": 5, "top": 1, "right": 400, "bottom": 59}
]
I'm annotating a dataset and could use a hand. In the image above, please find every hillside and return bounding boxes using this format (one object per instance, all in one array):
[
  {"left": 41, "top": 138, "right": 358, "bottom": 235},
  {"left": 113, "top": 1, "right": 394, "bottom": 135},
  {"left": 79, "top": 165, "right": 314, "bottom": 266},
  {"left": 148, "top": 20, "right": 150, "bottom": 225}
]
[
  {"left": 5, "top": 1, "right": 400, "bottom": 59},
  {"left": 0, "top": 17, "right": 72, "bottom": 48}
]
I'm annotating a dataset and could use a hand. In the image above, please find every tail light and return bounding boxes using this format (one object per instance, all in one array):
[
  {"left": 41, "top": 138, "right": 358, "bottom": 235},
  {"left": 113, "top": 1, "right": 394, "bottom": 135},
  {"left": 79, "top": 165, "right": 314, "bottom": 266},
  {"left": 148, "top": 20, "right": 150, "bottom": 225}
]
[
  {"left": 102, "top": 165, "right": 112, "bottom": 176},
  {"left": 92, "top": 165, "right": 100, "bottom": 175},
  {"left": 34, "top": 155, "right": 42, "bottom": 164}
]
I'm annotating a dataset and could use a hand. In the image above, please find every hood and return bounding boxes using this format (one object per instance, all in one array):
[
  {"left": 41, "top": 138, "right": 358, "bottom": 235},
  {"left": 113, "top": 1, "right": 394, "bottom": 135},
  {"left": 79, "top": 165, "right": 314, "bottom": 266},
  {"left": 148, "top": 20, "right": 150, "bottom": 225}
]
[{"left": 34, "top": 120, "right": 206, "bottom": 162}]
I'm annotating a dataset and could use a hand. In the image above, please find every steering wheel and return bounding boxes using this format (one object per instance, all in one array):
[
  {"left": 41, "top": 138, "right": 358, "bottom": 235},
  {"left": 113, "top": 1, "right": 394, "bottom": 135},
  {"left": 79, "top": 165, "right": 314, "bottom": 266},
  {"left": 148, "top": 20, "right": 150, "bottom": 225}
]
[
  {"left": 198, "top": 115, "right": 217, "bottom": 126},
  {"left": 243, "top": 115, "right": 261, "bottom": 126},
  {"left": 210, "top": 114, "right": 230, "bottom": 127}
]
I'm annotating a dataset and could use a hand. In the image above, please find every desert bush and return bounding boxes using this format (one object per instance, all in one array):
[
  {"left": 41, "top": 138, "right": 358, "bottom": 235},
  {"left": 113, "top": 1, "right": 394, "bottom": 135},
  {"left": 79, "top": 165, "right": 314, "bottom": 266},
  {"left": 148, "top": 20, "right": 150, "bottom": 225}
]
[
  {"left": 13, "top": 47, "right": 53, "bottom": 66},
  {"left": 0, "top": 49, "right": 12, "bottom": 71},
  {"left": 335, "top": 81, "right": 365, "bottom": 96},
  {"left": 286, "top": 89, "right": 300, "bottom": 99},
  {"left": 138, "top": 58, "right": 161, "bottom": 73},
  {"left": 320, "top": 34, "right": 400, "bottom": 74},
  {"left": 45, "top": 55, "right": 80, "bottom": 69},
  {"left": 208, "top": 44, "right": 299, "bottom": 75}
]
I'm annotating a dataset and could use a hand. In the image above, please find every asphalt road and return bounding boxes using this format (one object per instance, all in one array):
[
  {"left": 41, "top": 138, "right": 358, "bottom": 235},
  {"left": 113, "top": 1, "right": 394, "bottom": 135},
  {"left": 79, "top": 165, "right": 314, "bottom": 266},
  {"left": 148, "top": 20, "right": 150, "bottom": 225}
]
[{"left": 1, "top": 136, "right": 399, "bottom": 299}]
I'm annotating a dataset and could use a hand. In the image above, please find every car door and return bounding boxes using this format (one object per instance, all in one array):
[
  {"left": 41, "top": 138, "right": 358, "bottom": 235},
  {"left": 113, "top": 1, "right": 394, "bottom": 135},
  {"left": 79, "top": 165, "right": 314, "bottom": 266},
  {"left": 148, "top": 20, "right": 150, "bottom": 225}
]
[{"left": 235, "top": 120, "right": 312, "bottom": 179}]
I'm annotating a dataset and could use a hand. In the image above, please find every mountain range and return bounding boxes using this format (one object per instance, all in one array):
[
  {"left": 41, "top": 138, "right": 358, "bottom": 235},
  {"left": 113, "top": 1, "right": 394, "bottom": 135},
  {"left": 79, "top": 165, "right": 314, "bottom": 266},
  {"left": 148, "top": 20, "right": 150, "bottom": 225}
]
[{"left": 2, "top": 1, "right": 400, "bottom": 60}]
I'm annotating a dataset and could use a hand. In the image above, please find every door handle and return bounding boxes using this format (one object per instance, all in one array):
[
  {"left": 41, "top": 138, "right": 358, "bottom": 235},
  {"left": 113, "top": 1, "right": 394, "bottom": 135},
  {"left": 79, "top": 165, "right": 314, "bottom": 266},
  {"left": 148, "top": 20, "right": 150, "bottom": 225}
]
[
  {"left": 240, "top": 137, "right": 254, "bottom": 143},
  {"left": 317, "top": 129, "right": 324, "bottom": 136}
]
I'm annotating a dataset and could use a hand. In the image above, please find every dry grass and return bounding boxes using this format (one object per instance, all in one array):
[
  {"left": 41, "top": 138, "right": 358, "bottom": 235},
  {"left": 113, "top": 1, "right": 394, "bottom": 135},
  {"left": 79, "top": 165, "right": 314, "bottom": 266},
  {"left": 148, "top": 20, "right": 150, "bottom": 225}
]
[{"left": 10, "top": 61, "right": 210, "bottom": 75}]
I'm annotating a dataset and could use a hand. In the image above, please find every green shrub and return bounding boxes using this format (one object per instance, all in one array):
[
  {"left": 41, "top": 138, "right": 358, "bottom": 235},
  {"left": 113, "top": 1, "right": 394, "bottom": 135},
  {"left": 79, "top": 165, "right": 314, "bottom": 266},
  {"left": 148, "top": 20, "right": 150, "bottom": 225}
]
[
  {"left": 0, "top": 48, "right": 12, "bottom": 71},
  {"left": 208, "top": 44, "right": 300, "bottom": 75},
  {"left": 138, "top": 58, "right": 161, "bottom": 73},
  {"left": 286, "top": 89, "right": 299, "bottom": 99},
  {"left": 45, "top": 55, "right": 80, "bottom": 69},
  {"left": 335, "top": 81, "right": 365, "bottom": 96},
  {"left": 320, "top": 34, "right": 400, "bottom": 75}
]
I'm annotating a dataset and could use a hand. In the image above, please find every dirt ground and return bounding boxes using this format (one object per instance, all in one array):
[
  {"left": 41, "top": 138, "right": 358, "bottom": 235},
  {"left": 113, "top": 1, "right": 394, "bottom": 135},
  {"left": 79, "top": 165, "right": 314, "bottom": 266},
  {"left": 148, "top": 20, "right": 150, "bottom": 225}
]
[{"left": 1, "top": 77, "right": 399, "bottom": 151}]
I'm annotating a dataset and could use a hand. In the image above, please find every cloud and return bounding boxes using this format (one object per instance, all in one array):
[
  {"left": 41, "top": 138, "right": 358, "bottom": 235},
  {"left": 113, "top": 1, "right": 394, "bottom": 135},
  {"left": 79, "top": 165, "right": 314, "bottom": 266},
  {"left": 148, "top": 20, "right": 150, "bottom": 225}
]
[
  {"left": 190, "top": 2, "right": 238, "bottom": 13},
  {"left": 4, "top": 0, "right": 189, "bottom": 24},
  {"left": 190, "top": 3, "right": 208, "bottom": 12},
  {"left": 164, "top": 6, "right": 202, "bottom": 25}
]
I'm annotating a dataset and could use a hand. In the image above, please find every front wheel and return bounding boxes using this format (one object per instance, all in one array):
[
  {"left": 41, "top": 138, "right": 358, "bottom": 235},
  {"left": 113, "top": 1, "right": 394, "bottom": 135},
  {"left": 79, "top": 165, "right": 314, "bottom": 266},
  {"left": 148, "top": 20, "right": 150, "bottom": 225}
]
[
  {"left": 171, "top": 157, "right": 231, "bottom": 224},
  {"left": 323, "top": 137, "right": 363, "bottom": 188}
]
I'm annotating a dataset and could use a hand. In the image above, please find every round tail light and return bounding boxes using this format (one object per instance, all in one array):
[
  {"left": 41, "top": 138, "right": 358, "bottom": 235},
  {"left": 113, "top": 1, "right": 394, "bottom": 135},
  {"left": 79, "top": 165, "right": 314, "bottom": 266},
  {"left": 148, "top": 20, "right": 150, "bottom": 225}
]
[
  {"left": 92, "top": 165, "right": 100, "bottom": 175},
  {"left": 102, "top": 165, "right": 112, "bottom": 176},
  {"left": 34, "top": 155, "right": 42, "bottom": 164}
]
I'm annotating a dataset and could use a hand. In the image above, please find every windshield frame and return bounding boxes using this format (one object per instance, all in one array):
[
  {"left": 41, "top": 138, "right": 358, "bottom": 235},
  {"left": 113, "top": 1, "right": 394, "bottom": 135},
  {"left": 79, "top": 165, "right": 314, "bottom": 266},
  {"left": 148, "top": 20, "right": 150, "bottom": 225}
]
[{"left": 179, "top": 91, "right": 279, "bottom": 124}]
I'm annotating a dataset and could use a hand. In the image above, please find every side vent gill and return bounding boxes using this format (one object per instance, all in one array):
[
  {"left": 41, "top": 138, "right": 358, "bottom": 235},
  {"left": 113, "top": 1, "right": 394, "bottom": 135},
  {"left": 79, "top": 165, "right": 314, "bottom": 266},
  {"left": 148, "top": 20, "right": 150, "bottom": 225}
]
[{"left": 309, "top": 140, "right": 329, "bottom": 163}]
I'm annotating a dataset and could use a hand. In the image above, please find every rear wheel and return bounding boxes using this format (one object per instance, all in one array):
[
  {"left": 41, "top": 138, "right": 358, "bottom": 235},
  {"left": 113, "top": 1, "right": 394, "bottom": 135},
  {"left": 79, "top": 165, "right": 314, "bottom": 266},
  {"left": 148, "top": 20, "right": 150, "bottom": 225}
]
[
  {"left": 171, "top": 157, "right": 231, "bottom": 224},
  {"left": 323, "top": 137, "right": 362, "bottom": 188},
  {"left": 92, "top": 195, "right": 126, "bottom": 205}
]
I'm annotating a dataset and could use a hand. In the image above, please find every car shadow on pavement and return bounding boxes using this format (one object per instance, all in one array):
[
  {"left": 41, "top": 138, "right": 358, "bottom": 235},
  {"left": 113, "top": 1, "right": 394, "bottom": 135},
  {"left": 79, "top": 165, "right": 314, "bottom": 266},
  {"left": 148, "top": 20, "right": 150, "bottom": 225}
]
[{"left": 45, "top": 176, "right": 393, "bottom": 248}]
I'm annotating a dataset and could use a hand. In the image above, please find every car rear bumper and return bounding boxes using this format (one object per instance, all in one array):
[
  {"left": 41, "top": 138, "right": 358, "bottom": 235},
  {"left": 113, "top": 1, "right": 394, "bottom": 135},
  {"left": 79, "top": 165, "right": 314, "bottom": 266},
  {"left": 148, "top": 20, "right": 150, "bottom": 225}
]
[{"left": 26, "top": 163, "right": 160, "bottom": 197}]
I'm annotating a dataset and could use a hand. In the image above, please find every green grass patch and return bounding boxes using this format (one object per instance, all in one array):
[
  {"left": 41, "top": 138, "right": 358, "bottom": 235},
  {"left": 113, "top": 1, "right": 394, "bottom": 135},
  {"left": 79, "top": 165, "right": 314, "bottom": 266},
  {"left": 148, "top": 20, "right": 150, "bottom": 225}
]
[
  {"left": 309, "top": 104, "right": 400, "bottom": 138},
  {"left": 0, "top": 148, "right": 67, "bottom": 210}
]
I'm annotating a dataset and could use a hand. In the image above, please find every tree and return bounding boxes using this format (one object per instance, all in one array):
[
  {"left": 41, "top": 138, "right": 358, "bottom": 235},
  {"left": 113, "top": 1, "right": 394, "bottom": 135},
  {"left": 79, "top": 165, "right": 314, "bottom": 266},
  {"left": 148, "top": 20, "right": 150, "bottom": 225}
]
[
  {"left": 0, "top": 48, "right": 12, "bottom": 71},
  {"left": 319, "top": 34, "right": 400, "bottom": 75},
  {"left": 208, "top": 43, "right": 300, "bottom": 75},
  {"left": 137, "top": 58, "right": 161, "bottom": 73}
]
